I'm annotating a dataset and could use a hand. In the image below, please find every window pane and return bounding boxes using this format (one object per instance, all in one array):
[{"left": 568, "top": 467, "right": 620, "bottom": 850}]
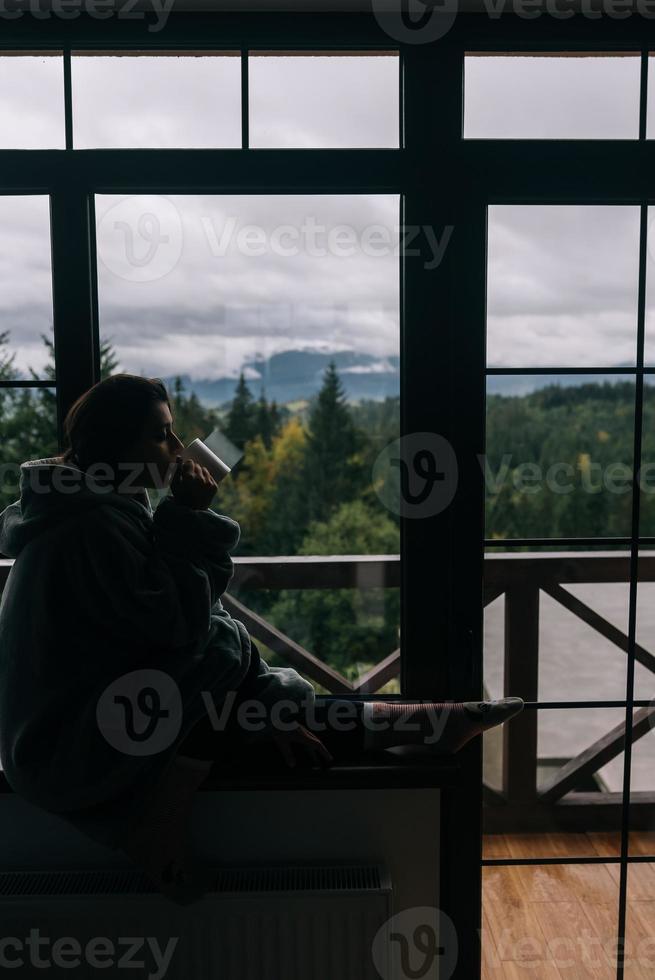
[
  {"left": 628, "top": 722, "right": 655, "bottom": 860},
  {"left": 465, "top": 52, "right": 640, "bottom": 139},
  {"left": 484, "top": 569, "right": 630, "bottom": 711},
  {"left": 488, "top": 205, "right": 640, "bottom": 369},
  {"left": 95, "top": 193, "right": 401, "bottom": 693},
  {"left": 645, "top": 52, "right": 655, "bottom": 139},
  {"left": 482, "top": 863, "right": 619, "bottom": 975},
  {"left": 633, "top": 552, "right": 655, "bottom": 704},
  {"left": 72, "top": 52, "right": 241, "bottom": 148},
  {"left": 630, "top": 553, "right": 655, "bottom": 857},
  {"left": 640, "top": 382, "right": 655, "bottom": 535},
  {"left": 0, "top": 53, "right": 64, "bottom": 149},
  {"left": 625, "top": 864, "right": 655, "bottom": 977},
  {"left": 0, "top": 386, "right": 58, "bottom": 519},
  {"left": 486, "top": 376, "right": 635, "bottom": 540},
  {"left": 249, "top": 53, "right": 399, "bottom": 148},
  {"left": 0, "top": 196, "right": 54, "bottom": 381},
  {"left": 483, "top": 688, "right": 625, "bottom": 858},
  {"left": 641, "top": 206, "right": 655, "bottom": 364}
]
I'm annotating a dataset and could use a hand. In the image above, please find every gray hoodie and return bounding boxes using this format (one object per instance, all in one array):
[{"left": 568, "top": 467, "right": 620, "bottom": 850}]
[{"left": 0, "top": 457, "right": 315, "bottom": 850}]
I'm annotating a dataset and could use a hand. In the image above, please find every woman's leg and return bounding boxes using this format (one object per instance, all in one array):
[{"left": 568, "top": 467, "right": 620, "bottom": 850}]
[
  {"left": 178, "top": 641, "right": 525, "bottom": 765},
  {"left": 176, "top": 639, "right": 271, "bottom": 761}
]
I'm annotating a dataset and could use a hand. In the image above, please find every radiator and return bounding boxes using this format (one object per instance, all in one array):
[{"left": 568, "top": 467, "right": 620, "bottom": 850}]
[{"left": 0, "top": 863, "right": 392, "bottom": 980}]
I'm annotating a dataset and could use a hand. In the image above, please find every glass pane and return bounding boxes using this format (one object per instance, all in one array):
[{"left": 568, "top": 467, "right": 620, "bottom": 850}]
[
  {"left": 485, "top": 376, "right": 636, "bottom": 540},
  {"left": 628, "top": 724, "right": 655, "bottom": 857},
  {"left": 231, "top": 586, "right": 400, "bottom": 696},
  {"left": 95, "top": 193, "right": 401, "bottom": 691},
  {"left": 635, "top": 554, "right": 655, "bottom": 701},
  {"left": 72, "top": 52, "right": 241, "bottom": 148},
  {"left": 0, "top": 196, "right": 55, "bottom": 381},
  {"left": 483, "top": 708, "right": 625, "bottom": 860},
  {"left": 641, "top": 382, "right": 655, "bottom": 533},
  {"left": 641, "top": 208, "right": 655, "bottom": 365},
  {"left": 629, "top": 552, "right": 655, "bottom": 853},
  {"left": 487, "top": 205, "right": 640, "bottom": 368},
  {"left": 0, "top": 53, "right": 65, "bottom": 149},
  {"left": 646, "top": 52, "right": 655, "bottom": 139},
  {"left": 0, "top": 386, "right": 58, "bottom": 523},
  {"left": 482, "top": 863, "right": 619, "bottom": 976},
  {"left": 539, "top": 584, "right": 629, "bottom": 703},
  {"left": 465, "top": 52, "right": 640, "bottom": 139},
  {"left": 249, "top": 53, "right": 399, "bottom": 148},
  {"left": 484, "top": 564, "right": 630, "bottom": 706},
  {"left": 624, "top": 864, "right": 655, "bottom": 977},
  {"left": 540, "top": 707, "right": 626, "bottom": 796}
]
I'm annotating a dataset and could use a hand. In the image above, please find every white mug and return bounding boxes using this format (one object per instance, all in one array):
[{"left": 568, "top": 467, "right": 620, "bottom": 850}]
[{"left": 180, "top": 438, "right": 231, "bottom": 483}]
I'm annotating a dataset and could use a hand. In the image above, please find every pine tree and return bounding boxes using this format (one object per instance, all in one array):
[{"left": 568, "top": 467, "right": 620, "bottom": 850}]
[
  {"left": 269, "top": 399, "right": 282, "bottom": 440},
  {"left": 255, "top": 389, "right": 274, "bottom": 450},
  {"left": 225, "top": 373, "right": 256, "bottom": 449},
  {"left": 0, "top": 329, "right": 18, "bottom": 422},
  {"left": 301, "top": 361, "right": 366, "bottom": 525},
  {"left": 99, "top": 336, "right": 121, "bottom": 380},
  {"left": 258, "top": 416, "right": 308, "bottom": 555}
]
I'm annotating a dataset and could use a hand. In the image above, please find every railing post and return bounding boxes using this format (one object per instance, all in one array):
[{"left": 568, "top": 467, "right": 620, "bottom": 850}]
[{"left": 503, "top": 585, "right": 540, "bottom": 802}]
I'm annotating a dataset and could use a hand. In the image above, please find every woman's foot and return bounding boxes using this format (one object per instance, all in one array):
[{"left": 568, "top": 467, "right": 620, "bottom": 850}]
[{"left": 362, "top": 697, "right": 524, "bottom": 754}]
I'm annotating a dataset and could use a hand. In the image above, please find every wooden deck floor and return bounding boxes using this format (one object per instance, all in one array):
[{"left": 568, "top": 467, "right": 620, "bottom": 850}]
[{"left": 482, "top": 834, "right": 655, "bottom": 979}]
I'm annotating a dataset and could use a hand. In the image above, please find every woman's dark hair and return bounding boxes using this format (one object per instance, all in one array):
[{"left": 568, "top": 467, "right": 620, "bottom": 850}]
[{"left": 60, "top": 374, "right": 171, "bottom": 481}]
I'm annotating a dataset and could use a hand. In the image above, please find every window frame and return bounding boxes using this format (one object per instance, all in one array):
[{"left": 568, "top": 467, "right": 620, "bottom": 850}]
[{"left": 5, "top": 13, "right": 655, "bottom": 980}]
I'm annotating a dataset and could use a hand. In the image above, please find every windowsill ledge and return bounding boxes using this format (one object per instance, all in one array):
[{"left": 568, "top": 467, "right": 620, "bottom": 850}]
[
  {"left": 0, "top": 748, "right": 459, "bottom": 797},
  {"left": 201, "top": 745, "right": 460, "bottom": 790}
]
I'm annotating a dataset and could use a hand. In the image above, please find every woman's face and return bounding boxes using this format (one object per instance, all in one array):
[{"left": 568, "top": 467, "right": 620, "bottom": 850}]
[{"left": 119, "top": 400, "right": 185, "bottom": 490}]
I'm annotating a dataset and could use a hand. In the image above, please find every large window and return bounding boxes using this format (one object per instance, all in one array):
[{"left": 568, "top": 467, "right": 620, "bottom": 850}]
[
  {"left": 6, "top": 22, "right": 655, "bottom": 980},
  {"left": 475, "top": 50, "right": 655, "bottom": 980},
  {"left": 94, "top": 192, "right": 401, "bottom": 692},
  {"left": 0, "top": 48, "right": 403, "bottom": 695}
]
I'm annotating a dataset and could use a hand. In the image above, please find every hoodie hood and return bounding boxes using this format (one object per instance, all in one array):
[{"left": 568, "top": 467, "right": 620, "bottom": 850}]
[{"left": 0, "top": 457, "right": 155, "bottom": 559}]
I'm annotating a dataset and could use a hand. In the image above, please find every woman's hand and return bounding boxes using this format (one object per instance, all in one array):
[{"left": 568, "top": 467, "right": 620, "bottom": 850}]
[
  {"left": 270, "top": 724, "right": 334, "bottom": 769},
  {"left": 170, "top": 456, "right": 218, "bottom": 511}
]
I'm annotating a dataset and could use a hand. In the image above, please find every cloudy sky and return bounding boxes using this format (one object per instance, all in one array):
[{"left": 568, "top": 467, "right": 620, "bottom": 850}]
[{"left": 2, "top": 52, "right": 655, "bottom": 381}]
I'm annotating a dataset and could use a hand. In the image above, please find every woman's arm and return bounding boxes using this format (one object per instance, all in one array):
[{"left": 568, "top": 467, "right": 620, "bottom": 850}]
[{"left": 70, "top": 499, "right": 241, "bottom": 655}]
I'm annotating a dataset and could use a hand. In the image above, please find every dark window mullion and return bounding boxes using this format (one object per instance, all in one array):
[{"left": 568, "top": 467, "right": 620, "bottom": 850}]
[
  {"left": 63, "top": 48, "right": 73, "bottom": 152},
  {"left": 486, "top": 366, "right": 639, "bottom": 375},
  {"left": 241, "top": 49, "right": 249, "bottom": 150},
  {"left": 88, "top": 194, "right": 100, "bottom": 384},
  {"left": 50, "top": 190, "right": 96, "bottom": 452}
]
